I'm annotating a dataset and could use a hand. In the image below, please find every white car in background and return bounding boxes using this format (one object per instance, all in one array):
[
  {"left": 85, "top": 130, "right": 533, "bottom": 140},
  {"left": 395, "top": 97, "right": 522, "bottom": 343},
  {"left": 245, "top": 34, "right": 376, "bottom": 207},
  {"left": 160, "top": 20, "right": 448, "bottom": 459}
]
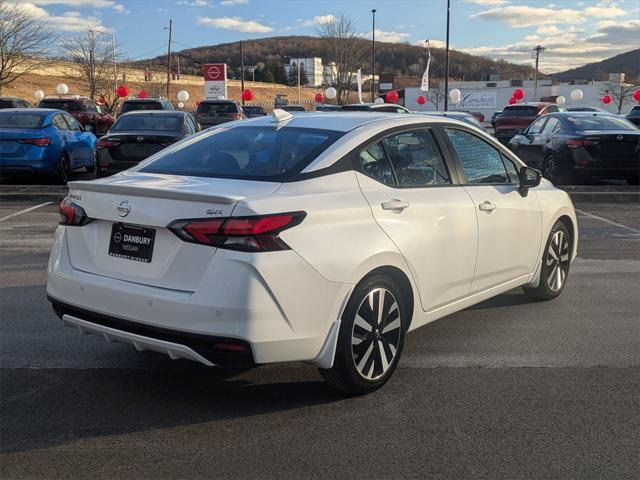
[{"left": 47, "top": 110, "right": 578, "bottom": 394}]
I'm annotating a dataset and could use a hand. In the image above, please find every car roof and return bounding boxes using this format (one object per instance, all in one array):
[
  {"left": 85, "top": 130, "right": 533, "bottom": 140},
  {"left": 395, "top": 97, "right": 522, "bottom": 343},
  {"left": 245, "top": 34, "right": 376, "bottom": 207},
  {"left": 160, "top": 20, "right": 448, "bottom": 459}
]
[
  {"left": 0, "top": 108, "right": 57, "bottom": 114},
  {"left": 117, "top": 110, "right": 188, "bottom": 117},
  {"left": 547, "top": 111, "right": 614, "bottom": 117},
  {"left": 238, "top": 111, "right": 456, "bottom": 133},
  {"left": 0, "top": 96, "right": 26, "bottom": 101},
  {"left": 40, "top": 97, "right": 90, "bottom": 101},
  {"left": 122, "top": 98, "right": 166, "bottom": 102}
]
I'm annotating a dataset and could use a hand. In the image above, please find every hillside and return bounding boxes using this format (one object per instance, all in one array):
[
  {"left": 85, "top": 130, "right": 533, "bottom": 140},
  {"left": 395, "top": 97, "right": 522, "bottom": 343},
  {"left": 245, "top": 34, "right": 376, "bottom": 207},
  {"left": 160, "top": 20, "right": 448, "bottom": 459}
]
[
  {"left": 129, "top": 35, "right": 532, "bottom": 82},
  {"left": 553, "top": 49, "right": 640, "bottom": 82}
]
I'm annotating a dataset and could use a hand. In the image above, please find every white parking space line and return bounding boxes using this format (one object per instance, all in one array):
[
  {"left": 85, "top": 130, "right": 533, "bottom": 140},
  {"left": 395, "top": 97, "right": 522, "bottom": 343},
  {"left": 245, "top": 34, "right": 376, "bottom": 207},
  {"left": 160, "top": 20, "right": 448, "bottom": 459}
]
[
  {"left": 0, "top": 202, "right": 53, "bottom": 222},
  {"left": 575, "top": 208, "right": 640, "bottom": 234}
]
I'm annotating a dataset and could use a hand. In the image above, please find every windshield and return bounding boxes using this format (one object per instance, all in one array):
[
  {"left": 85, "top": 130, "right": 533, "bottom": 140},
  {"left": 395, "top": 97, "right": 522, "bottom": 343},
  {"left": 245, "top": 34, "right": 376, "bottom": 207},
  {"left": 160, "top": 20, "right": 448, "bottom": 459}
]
[
  {"left": 120, "top": 101, "right": 163, "bottom": 113},
  {"left": 0, "top": 99, "right": 19, "bottom": 109},
  {"left": 140, "top": 126, "right": 343, "bottom": 180},
  {"left": 112, "top": 115, "right": 180, "bottom": 132},
  {"left": 500, "top": 106, "right": 538, "bottom": 117},
  {"left": 39, "top": 100, "right": 83, "bottom": 112},
  {"left": 197, "top": 102, "right": 239, "bottom": 115},
  {"left": 568, "top": 115, "right": 637, "bottom": 131},
  {"left": 0, "top": 113, "right": 44, "bottom": 129}
]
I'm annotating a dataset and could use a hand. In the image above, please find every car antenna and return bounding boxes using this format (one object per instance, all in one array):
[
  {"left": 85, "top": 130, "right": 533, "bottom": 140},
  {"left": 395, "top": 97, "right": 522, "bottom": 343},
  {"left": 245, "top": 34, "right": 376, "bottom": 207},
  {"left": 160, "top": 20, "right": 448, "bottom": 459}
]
[{"left": 271, "top": 108, "right": 293, "bottom": 124}]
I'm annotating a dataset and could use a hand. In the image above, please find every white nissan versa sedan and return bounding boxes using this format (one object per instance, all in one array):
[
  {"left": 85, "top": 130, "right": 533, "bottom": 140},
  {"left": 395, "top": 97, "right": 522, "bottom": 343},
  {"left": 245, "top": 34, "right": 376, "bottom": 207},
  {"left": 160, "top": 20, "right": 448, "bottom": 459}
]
[{"left": 47, "top": 110, "right": 578, "bottom": 394}]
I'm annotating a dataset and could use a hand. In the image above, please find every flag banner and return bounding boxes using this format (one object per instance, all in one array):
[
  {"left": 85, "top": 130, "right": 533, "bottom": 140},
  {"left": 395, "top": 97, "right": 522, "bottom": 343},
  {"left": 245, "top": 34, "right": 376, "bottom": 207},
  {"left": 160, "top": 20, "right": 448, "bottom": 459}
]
[
  {"left": 420, "top": 41, "right": 431, "bottom": 92},
  {"left": 357, "top": 69, "right": 363, "bottom": 103}
]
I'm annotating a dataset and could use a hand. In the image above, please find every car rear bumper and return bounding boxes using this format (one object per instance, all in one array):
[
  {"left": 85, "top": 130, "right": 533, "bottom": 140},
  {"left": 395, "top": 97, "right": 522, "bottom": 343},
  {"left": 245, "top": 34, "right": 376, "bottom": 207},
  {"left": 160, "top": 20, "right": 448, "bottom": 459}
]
[
  {"left": 46, "top": 226, "right": 352, "bottom": 366},
  {"left": 571, "top": 152, "right": 639, "bottom": 179}
]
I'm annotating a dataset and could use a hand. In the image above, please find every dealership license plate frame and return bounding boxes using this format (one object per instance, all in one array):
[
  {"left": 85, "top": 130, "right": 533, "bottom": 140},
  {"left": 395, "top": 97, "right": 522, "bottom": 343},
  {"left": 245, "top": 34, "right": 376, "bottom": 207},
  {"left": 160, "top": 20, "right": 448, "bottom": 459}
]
[{"left": 108, "top": 223, "right": 156, "bottom": 263}]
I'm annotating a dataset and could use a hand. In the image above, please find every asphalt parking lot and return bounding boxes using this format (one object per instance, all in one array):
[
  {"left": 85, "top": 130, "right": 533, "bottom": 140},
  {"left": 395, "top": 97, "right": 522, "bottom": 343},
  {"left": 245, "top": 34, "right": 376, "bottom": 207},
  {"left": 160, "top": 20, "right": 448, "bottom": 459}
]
[{"left": 1, "top": 199, "right": 639, "bottom": 479}]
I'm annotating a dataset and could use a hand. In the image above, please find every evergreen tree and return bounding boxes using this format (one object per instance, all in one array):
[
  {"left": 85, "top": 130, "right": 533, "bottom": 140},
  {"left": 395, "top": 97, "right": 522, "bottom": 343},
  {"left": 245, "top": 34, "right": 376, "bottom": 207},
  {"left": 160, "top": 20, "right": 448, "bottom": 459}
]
[{"left": 299, "top": 63, "right": 309, "bottom": 86}]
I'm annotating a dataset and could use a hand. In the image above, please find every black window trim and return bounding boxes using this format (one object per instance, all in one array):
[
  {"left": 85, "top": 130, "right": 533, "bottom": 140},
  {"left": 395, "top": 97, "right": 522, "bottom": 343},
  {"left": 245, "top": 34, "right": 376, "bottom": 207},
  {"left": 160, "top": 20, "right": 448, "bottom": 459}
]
[
  {"left": 526, "top": 116, "right": 549, "bottom": 136},
  {"left": 440, "top": 125, "right": 526, "bottom": 187}
]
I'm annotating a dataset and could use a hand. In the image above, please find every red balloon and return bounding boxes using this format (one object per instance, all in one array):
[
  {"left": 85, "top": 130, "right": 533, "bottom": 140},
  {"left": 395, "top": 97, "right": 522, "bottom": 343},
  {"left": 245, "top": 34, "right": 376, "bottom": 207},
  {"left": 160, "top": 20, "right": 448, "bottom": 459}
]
[
  {"left": 633, "top": 90, "right": 640, "bottom": 102},
  {"left": 513, "top": 88, "right": 524, "bottom": 100},
  {"left": 508, "top": 97, "right": 517, "bottom": 105},
  {"left": 416, "top": 95, "right": 426, "bottom": 105},
  {"left": 138, "top": 90, "right": 148, "bottom": 99},
  {"left": 195, "top": 100, "right": 200, "bottom": 107},
  {"left": 386, "top": 90, "right": 399, "bottom": 103},
  {"left": 242, "top": 89, "right": 253, "bottom": 101},
  {"left": 602, "top": 95, "right": 612, "bottom": 104},
  {"left": 116, "top": 85, "right": 129, "bottom": 98},
  {"left": 314, "top": 92, "right": 324, "bottom": 103}
]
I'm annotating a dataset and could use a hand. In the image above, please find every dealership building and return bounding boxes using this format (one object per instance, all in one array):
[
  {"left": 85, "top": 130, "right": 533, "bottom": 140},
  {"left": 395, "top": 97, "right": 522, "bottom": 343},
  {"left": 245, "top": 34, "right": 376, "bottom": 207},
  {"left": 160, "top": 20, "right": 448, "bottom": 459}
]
[{"left": 400, "top": 74, "right": 636, "bottom": 117}]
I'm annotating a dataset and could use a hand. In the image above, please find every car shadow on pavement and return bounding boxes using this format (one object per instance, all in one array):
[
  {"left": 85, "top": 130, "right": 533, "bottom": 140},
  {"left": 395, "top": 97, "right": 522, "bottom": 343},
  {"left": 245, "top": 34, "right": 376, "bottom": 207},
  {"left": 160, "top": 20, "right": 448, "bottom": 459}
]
[
  {"left": 466, "top": 290, "right": 538, "bottom": 311},
  {"left": 0, "top": 365, "right": 344, "bottom": 454}
]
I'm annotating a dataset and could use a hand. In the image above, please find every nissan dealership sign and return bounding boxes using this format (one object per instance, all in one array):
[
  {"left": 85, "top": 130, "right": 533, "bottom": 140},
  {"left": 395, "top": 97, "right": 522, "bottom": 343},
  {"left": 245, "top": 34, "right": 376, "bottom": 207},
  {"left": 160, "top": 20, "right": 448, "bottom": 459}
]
[
  {"left": 203, "top": 63, "right": 227, "bottom": 99},
  {"left": 458, "top": 91, "right": 497, "bottom": 109}
]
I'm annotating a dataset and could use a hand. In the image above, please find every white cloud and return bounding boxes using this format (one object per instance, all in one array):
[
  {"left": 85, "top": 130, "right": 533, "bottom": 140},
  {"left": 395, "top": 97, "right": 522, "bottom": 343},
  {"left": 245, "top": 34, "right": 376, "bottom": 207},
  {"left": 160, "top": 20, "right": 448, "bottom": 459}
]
[
  {"left": 25, "top": 0, "right": 115, "bottom": 6},
  {"left": 220, "top": 0, "right": 248, "bottom": 5},
  {"left": 196, "top": 16, "right": 273, "bottom": 33},
  {"left": 414, "top": 39, "right": 449, "bottom": 49},
  {"left": 113, "top": 4, "right": 128, "bottom": 14},
  {"left": 372, "top": 29, "right": 410, "bottom": 43},
  {"left": 469, "top": 5, "right": 584, "bottom": 27},
  {"left": 176, "top": 0, "right": 211, "bottom": 6},
  {"left": 298, "top": 14, "right": 336, "bottom": 27},
  {"left": 537, "top": 25, "right": 562, "bottom": 35},
  {"left": 460, "top": 19, "right": 640, "bottom": 73},
  {"left": 584, "top": 6, "right": 627, "bottom": 17},
  {"left": 465, "top": 0, "right": 509, "bottom": 5},
  {"left": 18, "top": 2, "right": 110, "bottom": 31}
]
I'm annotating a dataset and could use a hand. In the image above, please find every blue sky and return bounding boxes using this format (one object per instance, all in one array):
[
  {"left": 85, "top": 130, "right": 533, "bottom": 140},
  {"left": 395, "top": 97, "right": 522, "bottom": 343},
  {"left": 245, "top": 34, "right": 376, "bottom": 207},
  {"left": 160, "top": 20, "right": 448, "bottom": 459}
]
[{"left": 18, "top": 0, "right": 640, "bottom": 73}]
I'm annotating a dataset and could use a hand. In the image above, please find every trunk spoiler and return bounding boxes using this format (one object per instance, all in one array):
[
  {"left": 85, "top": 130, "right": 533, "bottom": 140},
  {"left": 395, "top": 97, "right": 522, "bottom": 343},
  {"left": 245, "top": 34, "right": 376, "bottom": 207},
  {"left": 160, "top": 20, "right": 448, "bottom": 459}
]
[{"left": 68, "top": 180, "right": 241, "bottom": 205}]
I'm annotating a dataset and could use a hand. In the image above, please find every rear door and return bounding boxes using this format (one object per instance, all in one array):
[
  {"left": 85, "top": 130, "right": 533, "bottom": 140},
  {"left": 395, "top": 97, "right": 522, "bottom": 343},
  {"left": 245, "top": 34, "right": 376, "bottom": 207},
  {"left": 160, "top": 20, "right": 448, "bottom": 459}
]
[
  {"left": 443, "top": 127, "right": 542, "bottom": 293},
  {"left": 62, "top": 113, "right": 93, "bottom": 167},
  {"left": 51, "top": 114, "right": 75, "bottom": 163},
  {"left": 511, "top": 116, "right": 548, "bottom": 168},
  {"left": 356, "top": 127, "right": 478, "bottom": 311}
]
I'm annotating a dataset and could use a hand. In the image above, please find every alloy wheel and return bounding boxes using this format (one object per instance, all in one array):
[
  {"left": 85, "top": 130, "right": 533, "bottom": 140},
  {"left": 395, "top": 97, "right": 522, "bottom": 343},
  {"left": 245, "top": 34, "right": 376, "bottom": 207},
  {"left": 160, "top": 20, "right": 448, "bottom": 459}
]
[
  {"left": 351, "top": 288, "right": 402, "bottom": 380},
  {"left": 546, "top": 229, "right": 570, "bottom": 292}
]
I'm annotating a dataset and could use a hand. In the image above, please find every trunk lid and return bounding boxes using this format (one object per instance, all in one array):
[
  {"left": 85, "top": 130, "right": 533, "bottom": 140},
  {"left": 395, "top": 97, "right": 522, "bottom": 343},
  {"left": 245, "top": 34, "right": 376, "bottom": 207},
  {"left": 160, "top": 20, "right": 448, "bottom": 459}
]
[
  {"left": 579, "top": 131, "right": 640, "bottom": 160},
  {"left": 104, "top": 132, "right": 181, "bottom": 161},
  {"left": 64, "top": 172, "right": 281, "bottom": 290}
]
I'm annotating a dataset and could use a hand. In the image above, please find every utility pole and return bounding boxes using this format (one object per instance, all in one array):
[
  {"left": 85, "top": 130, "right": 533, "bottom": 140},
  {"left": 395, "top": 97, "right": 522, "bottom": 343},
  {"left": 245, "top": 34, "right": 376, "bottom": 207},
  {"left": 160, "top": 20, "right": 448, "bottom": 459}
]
[
  {"left": 533, "top": 45, "right": 545, "bottom": 102},
  {"left": 371, "top": 9, "right": 377, "bottom": 102},
  {"left": 165, "top": 19, "right": 172, "bottom": 98},
  {"left": 444, "top": 0, "right": 451, "bottom": 111},
  {"left": 240, "top": 40, "right": 245, "bottom": 104},
  {"left": 297, "top": 58, "right": 301, "bottom": 103}
]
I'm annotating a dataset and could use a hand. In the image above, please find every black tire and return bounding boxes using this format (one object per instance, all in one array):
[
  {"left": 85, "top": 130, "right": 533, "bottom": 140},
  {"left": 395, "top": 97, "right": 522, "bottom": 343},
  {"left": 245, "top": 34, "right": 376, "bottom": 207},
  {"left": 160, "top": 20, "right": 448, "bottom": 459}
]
[
  {"left": 542, "top": 155, "right": 571, "bottom": 185},
  {"left": 86, "top": 149, "right": 97, "bottom": 174},
  {"left": 54, "top": 154, "right": 69, "bottom": 185},
  {"left": 320, "top": 274, "right": 408, "bottom": 395},
  {"left": 523, "top": 221, "right": 572, "bottom": 301}
]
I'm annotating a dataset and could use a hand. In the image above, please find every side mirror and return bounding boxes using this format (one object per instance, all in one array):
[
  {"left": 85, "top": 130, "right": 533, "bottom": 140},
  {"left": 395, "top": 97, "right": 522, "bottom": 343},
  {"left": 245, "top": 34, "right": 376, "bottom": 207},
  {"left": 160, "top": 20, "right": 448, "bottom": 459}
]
[
  {"left": 84, "top": 125, "right": 94, "bottom": 132},
  {"left": 519, "top": 166, "right": 541, "bottom": 195},
  {"left": 517, "top": 128, "right": 524, "bottom": 135}
]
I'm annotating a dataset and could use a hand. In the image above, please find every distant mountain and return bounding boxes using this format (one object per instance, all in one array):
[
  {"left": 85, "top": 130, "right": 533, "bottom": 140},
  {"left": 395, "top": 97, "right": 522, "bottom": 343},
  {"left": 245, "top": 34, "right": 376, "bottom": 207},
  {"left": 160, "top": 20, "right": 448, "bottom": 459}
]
[
  {"left": 129, "top": 35, "right": 532, "bottom": 83},
  {"left": 553, "top": 49, "right": 640, "bottom": 82}
]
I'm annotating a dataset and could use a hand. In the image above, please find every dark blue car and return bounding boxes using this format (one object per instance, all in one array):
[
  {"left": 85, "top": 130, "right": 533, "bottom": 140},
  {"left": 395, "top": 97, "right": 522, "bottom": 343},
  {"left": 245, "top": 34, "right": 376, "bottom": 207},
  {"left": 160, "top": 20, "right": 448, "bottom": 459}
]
[{"left": 0, "top": 108, "right": 97, "bottom": 184}]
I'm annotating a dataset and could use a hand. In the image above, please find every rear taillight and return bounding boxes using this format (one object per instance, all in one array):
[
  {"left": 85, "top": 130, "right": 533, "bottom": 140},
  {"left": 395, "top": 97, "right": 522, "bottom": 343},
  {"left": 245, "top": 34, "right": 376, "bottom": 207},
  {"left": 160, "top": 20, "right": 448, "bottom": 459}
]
[
  {"left": 96, "top": 138, "right": 120, "bottom": 149},
  {"left": 19, "top": 138, "right": 50, "bottom": 147},
  {"left": 169, "top": 212, "right": 306, "bottom": 252},
  {"left": 59, "top": 197, "right": 93, "bottom": 226},
  {"left": 567, "top": 138, "right": 598, "bottom": 149}
]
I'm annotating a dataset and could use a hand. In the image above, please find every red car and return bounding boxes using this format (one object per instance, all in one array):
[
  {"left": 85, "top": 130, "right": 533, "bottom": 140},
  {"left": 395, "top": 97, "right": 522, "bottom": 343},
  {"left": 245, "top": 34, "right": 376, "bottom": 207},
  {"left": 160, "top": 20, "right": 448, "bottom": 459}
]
[
  {"left": 494, "top": 102, "right": 565, "bottom": 145},
  {"left": 38, "top": 96, "right": 114, "bottom": 136}
]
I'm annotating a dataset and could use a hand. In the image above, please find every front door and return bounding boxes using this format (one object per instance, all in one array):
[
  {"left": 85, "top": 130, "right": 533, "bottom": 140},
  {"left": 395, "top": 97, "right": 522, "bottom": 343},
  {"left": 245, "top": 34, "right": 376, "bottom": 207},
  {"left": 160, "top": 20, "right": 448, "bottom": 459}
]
[
  {"left": 356, "top": 128, "right": 478, "bottom": 312},
  {"left": 512, "top": 116, "right": 549, "bottom": 168},
  {"left": 443, "top": 127, "right": 542, "bottom": 293}
]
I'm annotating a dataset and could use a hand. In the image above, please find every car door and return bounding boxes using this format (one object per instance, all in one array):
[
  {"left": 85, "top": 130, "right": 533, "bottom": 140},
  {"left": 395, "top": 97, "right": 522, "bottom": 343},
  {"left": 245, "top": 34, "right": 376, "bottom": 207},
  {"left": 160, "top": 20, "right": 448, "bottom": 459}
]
[
  {"left": 51, "top": 114, "right": 74, "bottom": 162},
  {"left": 510, "top": 116, "right": 548, "bottom": 168},
  {"left": 355, "top": 127, "right": 478, "bottom": 311},
  {"left": 443, "top": 127, "right": 542, "bottom": 293},
  {"left": 62, "top": 113, "right": 93, "bottom": 167}
]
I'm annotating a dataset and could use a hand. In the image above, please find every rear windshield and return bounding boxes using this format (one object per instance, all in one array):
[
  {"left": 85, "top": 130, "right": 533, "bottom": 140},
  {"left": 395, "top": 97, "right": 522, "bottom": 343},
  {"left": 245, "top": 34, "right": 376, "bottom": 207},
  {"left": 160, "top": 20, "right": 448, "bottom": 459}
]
[
  {"left": 111, "top": 114, "right": 181, "bottom": 132},
  {"left": 140, "top": 126, "right": 343, "bottom": 181},
  {"left": 567, "top": 116, "right": 637, "bottom": 131},
  {"left": 0, "top": 99, "right": 20, "bottom": 109},
  {"left": 197, "top": 102, "right": 239, "bottom": 115},
  {"left": 120, "top": 101, "right": 164, "bottom": 113},
  {"left": 0, "top": 113, "right": 43, "bottom": 129},
  {"left": 500, "top": 106, "right": 538, "bottom": 117},
  {"left": 340, "top": 105, "right": 370, "bottom": 111},
  {"left": 39, "top": 100, "right": 84, "bottom": 111},
  {"left": 243, "top": 106, "right": 264, "bottom": 114},
  {"left": 282, "top": 105, "right": 306, "bottom": 112}
]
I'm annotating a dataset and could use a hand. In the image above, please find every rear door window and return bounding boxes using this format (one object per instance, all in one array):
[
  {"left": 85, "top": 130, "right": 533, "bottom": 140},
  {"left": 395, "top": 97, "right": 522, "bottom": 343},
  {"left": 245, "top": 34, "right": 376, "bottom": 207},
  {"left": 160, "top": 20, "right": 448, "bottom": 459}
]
[
  {"left": 526, "top": 117, "right": 547, "bottom": 135},
  {"left": 52, "top": 114, "right": 69, "bottom": 130},
  {"left": 542, "top": 117, "right": 561, "bottom": 134}
]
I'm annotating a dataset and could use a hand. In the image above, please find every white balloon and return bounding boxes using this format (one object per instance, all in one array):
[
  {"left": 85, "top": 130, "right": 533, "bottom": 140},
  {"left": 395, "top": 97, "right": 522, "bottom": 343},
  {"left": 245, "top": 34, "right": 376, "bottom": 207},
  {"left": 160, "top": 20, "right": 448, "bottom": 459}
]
[
  {"left": 177, "top": 90, "right": 189, "bottom": 102},
  {"left": 34, "top": 90, "right": 45, "bottom": 101},
  {"left": 325, "top": 87, "right": 337, "bottom": 100},
  {"left": 556, "top": 95, "right": 566, "bottom": 106},
  {"left": 570, "top": 89, "right": 583, "bottom": 101},
  {"left": 177, "top": 102, "right": 184, "bottom": 109},
  {"left": 374, "top": 97, "right": 384, "bottom": 104},
  {"left": 449, "top": 88, "right": 461, "bottom": 102},
  {"left": 56, "top": 83, "right": 68, "bottom": 95}
]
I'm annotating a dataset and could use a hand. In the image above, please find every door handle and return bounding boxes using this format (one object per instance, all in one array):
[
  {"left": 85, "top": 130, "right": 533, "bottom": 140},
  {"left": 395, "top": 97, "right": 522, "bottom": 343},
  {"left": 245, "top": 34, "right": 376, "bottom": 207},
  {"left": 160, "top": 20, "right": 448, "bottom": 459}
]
[
  {"left": 478, "top": 200, "right": 496, "bottom": 212},
  {"left": 381, "top": 199, "right": 410, "bottom": 211}
]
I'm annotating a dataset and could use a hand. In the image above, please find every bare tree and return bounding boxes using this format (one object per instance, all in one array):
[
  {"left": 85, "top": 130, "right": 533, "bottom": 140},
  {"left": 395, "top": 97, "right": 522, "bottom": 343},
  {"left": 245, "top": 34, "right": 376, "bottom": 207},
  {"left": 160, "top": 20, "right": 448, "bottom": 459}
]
[
  {"left": 61, "top": 28, "right": 120, "bottom": 110},
  {"left": 600, "top": 77, "right": 637, "bottom": 114},
  {"left": 0, "top": 0, "right": 55, "bottom": 94},
  {"left": 426, "top": 81, "right": 446, "bottom": 110},
  {"left": 317, "top": 15, "right": 368, "bottom": 105}
]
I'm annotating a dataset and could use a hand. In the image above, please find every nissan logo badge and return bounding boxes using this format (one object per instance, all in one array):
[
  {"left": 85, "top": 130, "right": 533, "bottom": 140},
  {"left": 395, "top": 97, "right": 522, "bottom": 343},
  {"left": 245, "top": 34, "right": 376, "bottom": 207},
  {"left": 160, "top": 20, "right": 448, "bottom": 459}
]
[
  {"left": 616, "top": 135, "right": 623, "bottom": 141},
  {"left": 117, "top": 200, "right": 131, "bottom": 217},
  {"left": 137, "top": 136, "right": 144, "bottom": 142}
]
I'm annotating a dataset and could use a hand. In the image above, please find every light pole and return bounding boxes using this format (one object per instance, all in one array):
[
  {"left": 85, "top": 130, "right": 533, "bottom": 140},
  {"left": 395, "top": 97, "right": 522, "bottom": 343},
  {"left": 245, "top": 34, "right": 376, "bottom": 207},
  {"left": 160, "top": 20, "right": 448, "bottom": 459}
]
[
  {"left": 371, "top": 9, "right": 377, "bottom": 102},
  {"left": 240, "top": 40, "right": 245, "bottom": 104},
  {"left": 533, "top": 45, "right": 545, "bottom": 102},
  {"left": 165, "top": 19, "right": 173, "bottom": 98},
  {"left": 444, "top": 0, "right": 451, "bottom": 111}
]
